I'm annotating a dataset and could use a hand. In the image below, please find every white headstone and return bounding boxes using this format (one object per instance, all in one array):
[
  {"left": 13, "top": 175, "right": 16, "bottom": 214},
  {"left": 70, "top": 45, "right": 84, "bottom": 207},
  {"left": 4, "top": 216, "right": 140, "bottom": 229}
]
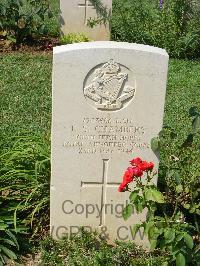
[
  {"left": 51, "top": 42, "right": 169, "bottom": 246},
  {"left": 60, "top": 0, "right": 112, "bottom": 41}
]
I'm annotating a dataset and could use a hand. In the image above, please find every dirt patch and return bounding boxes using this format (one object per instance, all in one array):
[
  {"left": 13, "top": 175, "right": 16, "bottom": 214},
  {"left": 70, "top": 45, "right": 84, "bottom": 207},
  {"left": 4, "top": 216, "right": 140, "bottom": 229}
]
[
  {"left": 0, "top": 37, "right": 59, "bottom": 55},
  {"left": 5, "top": 253, "right": 41, "bottom": 266},
  {"left": 21, "top": 253, "right": 41, "bottom": 266}
]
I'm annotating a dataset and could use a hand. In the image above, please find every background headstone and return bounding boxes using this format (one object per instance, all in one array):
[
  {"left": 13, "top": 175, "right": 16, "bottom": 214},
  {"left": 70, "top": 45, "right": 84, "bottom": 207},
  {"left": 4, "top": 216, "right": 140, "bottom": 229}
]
[
  {"left": 60, "top": 0, "right": 112, "bottom": 41},
  {"left": 51, "top": 42, "right": 169, "bottom": 246}
]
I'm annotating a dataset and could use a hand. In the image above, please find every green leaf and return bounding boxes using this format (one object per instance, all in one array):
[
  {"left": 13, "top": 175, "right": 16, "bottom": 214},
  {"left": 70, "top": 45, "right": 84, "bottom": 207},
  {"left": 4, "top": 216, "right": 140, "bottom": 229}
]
[
  {"left": 0, "top": 258, "right": 4, "bottom": 266},
  {"left": 189, "top": 205, "right": 196, "bottom": 213},
  {"left": 183, "top": 233, "right": 193, "bottom": 249},
  {"left": 196, "top": 209, "right": 200, "bottom": 215},
  {"left": 5, "top": 230, "right": 19, "bottom": 250},
  {"left": 135, "top": 200, "right": 144, "bottom": 213},
  {"left": 194, "top": 244, "right": 200, "bottom": 254},
  {"left": 0, "top": 224, "right": 8, "bottom": 230},
  {"left": 131, "top": 224, "right": 140, "bottom": 237},
  {"left": 176, "top": 252, "right": 186, "bottom": 266},
  {"left": 148, "top": 226, "right": 161, "bottom": 241},
  {"left": 164, "top": 228, "right": 175, "bottom": 244},
  {"left": 144, "top": 221, "right": 154, "bottom": 235},
  {"left": 2, "top": 238, "right": 16, "bottom": 247},
  {"left": 150, "top": 239, "right": 157, "bottom": 251},
  {"left": 176, "top": 233, "right": 183, "bottom": 242},
  {"left": 185, "top": 186, "right": 190, "bottom": 193},
  {"left": 176, "top": 184, "right": 183, "bottom": 193},
  {"left": 145, "top": 188, "right": 165, "bottom": 203},
  {"left": 129, "top": 190, "right": 139, "bottom": 202},
  {"left": 192, "top": 116, "right": 200, "bottom": 133},
  {"left": 146, "top": 210, "right": 154, "bottom": 221},
  {"left": 122, "top": 204, "right": 133, "bottom": 221},
  {"left": 156, "top": 220, "right": 165, "bottom": 229},
  {"left": 161, "top": 262, "right": 169, "bottom": 266},
  {"left": 7, "top": 35, "right": 17, "bottom": 43},
  {"left": 151, "top": 189, "right": 165, "bottom": 203},
  {"left": 183, "top": 203, "right": 190, "bottom": 209},
  {"left": 151, "top": 137, "right": 160, "bottom": 152},
  {"left": 0, "top": 245, "right": 17, "bottom": 260},
  {"left": 173, "top": 172, "right": 181, "bottom": 185},
  {"left": 145, "top": 188, "right": 154, "bottom": 201}
]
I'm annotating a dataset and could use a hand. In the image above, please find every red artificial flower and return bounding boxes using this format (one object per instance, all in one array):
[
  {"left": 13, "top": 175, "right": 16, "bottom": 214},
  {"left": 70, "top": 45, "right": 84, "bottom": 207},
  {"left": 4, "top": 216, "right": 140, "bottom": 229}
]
[
  {"left": 122, "top": 168, "right": 134, "bottom": 185},
  {"left": 130, "top": 157, "right": 142, "bottom": 166},
  {"left": 118, "top": 167, "right": 134, "bottom": 192},
  {"left": 126, "top": 167, "right": 135, "bottom": 176},
  {"left": 138, "top": 161, "right": 154, "bottom": 171},
  {"left": 147, "top": 162, "right": 154, "bottom": 170},
  {"left": 118, "top": 157, "right": 155, "bottom": 192},
  {"left": 137, "top": 161, "right": 149, "bottom": 171},
  {"left": 132, "top": 167, "right": 143, "bottom": 177},
  {"left": 118, "top": 183, "right": 126, "bottom": 192}
]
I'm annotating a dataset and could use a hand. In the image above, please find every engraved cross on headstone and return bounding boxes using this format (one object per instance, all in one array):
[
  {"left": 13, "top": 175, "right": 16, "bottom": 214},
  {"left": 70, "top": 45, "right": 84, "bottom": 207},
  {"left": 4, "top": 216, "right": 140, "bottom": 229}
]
[
  {"left": 81, "top": 159, "right": 120, "bottom": 226},
  {"left": 78, "top": 0, "right": 94, "bottom": 25}
]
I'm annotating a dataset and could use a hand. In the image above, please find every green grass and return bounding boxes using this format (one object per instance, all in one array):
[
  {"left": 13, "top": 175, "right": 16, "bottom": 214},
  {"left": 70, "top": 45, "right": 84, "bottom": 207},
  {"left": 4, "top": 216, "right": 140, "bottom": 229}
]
[
  {"left": 0, "top": 54, "right": 52, "bottom": 139},
  {"left": 164, "top": 59, "right": 200, "bottom": 135},
  {"left": 159, "top": 59, "right": 200, "bottom": 199}
]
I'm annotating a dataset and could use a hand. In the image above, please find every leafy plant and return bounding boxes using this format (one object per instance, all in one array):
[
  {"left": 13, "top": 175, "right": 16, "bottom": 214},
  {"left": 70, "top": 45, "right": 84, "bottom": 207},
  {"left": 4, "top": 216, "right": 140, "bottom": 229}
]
[
  {"left": 154, "top": 107, "right": 200, "bottom": 232},
  {"left": 119, "top": 108, "right": 200, "bottom": 266},
  {"left": 0, "top": 0, "right": 53, "bottom": 44},
  {"left": 120, "top": 156, "right": 199, "bottom": 265},
  {"left": 60, "top": 33, "right": 90, "bottom": 45},
  {"left": 0, "top": 202, "right": 26, "bottom": 265},
  {"left": 40, "top": 229, "right": 167, "bottom": 265},
  {"left": 0, "top": 228, "right": 18, "bottom": 265},
  {"left": 111, "top": 0, "right": 200, "bottom": 58},
  {"left": 0, "top": 133, "right": 50, "bottom": 240}
]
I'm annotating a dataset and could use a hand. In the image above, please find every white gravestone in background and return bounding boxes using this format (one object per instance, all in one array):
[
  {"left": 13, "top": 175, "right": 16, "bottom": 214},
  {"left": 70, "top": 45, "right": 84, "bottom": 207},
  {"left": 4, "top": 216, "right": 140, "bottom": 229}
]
[
  {"left": 60, "top": 0, "right": 112, "bottom": 41},
  {"left": 51, "top": 42, "right": 169, "bottom": 246}
]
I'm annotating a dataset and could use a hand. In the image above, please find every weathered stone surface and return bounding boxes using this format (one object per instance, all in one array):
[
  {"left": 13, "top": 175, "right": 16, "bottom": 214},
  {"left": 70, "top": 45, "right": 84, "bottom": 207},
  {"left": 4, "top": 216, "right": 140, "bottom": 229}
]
[
  {"left": 51, "top": 42, "right": 169, "bottom": 246},
  {"left": 60, "top": 0, "right": 112, "bottom": 41}
]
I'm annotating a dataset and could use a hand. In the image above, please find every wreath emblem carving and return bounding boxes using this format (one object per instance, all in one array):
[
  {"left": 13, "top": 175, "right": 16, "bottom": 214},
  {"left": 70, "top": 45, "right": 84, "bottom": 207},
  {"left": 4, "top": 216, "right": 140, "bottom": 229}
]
[{"left": 83, "top": 60, "right": 136, "bottom": 111}]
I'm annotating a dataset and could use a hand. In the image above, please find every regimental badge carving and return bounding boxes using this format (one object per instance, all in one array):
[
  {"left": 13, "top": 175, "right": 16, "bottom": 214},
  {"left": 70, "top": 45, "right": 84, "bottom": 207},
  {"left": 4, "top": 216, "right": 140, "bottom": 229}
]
[{"left": 83, "top": 60, "right": 136, "bottom": 111}]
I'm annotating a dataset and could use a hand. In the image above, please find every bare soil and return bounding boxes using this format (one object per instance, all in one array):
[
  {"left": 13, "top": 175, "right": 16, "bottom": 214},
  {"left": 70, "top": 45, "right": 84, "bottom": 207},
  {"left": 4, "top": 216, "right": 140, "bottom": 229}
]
[{"left": 0, "top": 37, "right": 59, "bottom": 55}]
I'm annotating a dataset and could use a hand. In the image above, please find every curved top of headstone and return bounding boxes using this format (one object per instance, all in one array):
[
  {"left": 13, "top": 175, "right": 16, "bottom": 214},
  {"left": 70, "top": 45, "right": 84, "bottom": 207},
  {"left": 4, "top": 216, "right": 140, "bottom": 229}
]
[{"left": 53, "top": 41, "right": 168, "bottom": 57}]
